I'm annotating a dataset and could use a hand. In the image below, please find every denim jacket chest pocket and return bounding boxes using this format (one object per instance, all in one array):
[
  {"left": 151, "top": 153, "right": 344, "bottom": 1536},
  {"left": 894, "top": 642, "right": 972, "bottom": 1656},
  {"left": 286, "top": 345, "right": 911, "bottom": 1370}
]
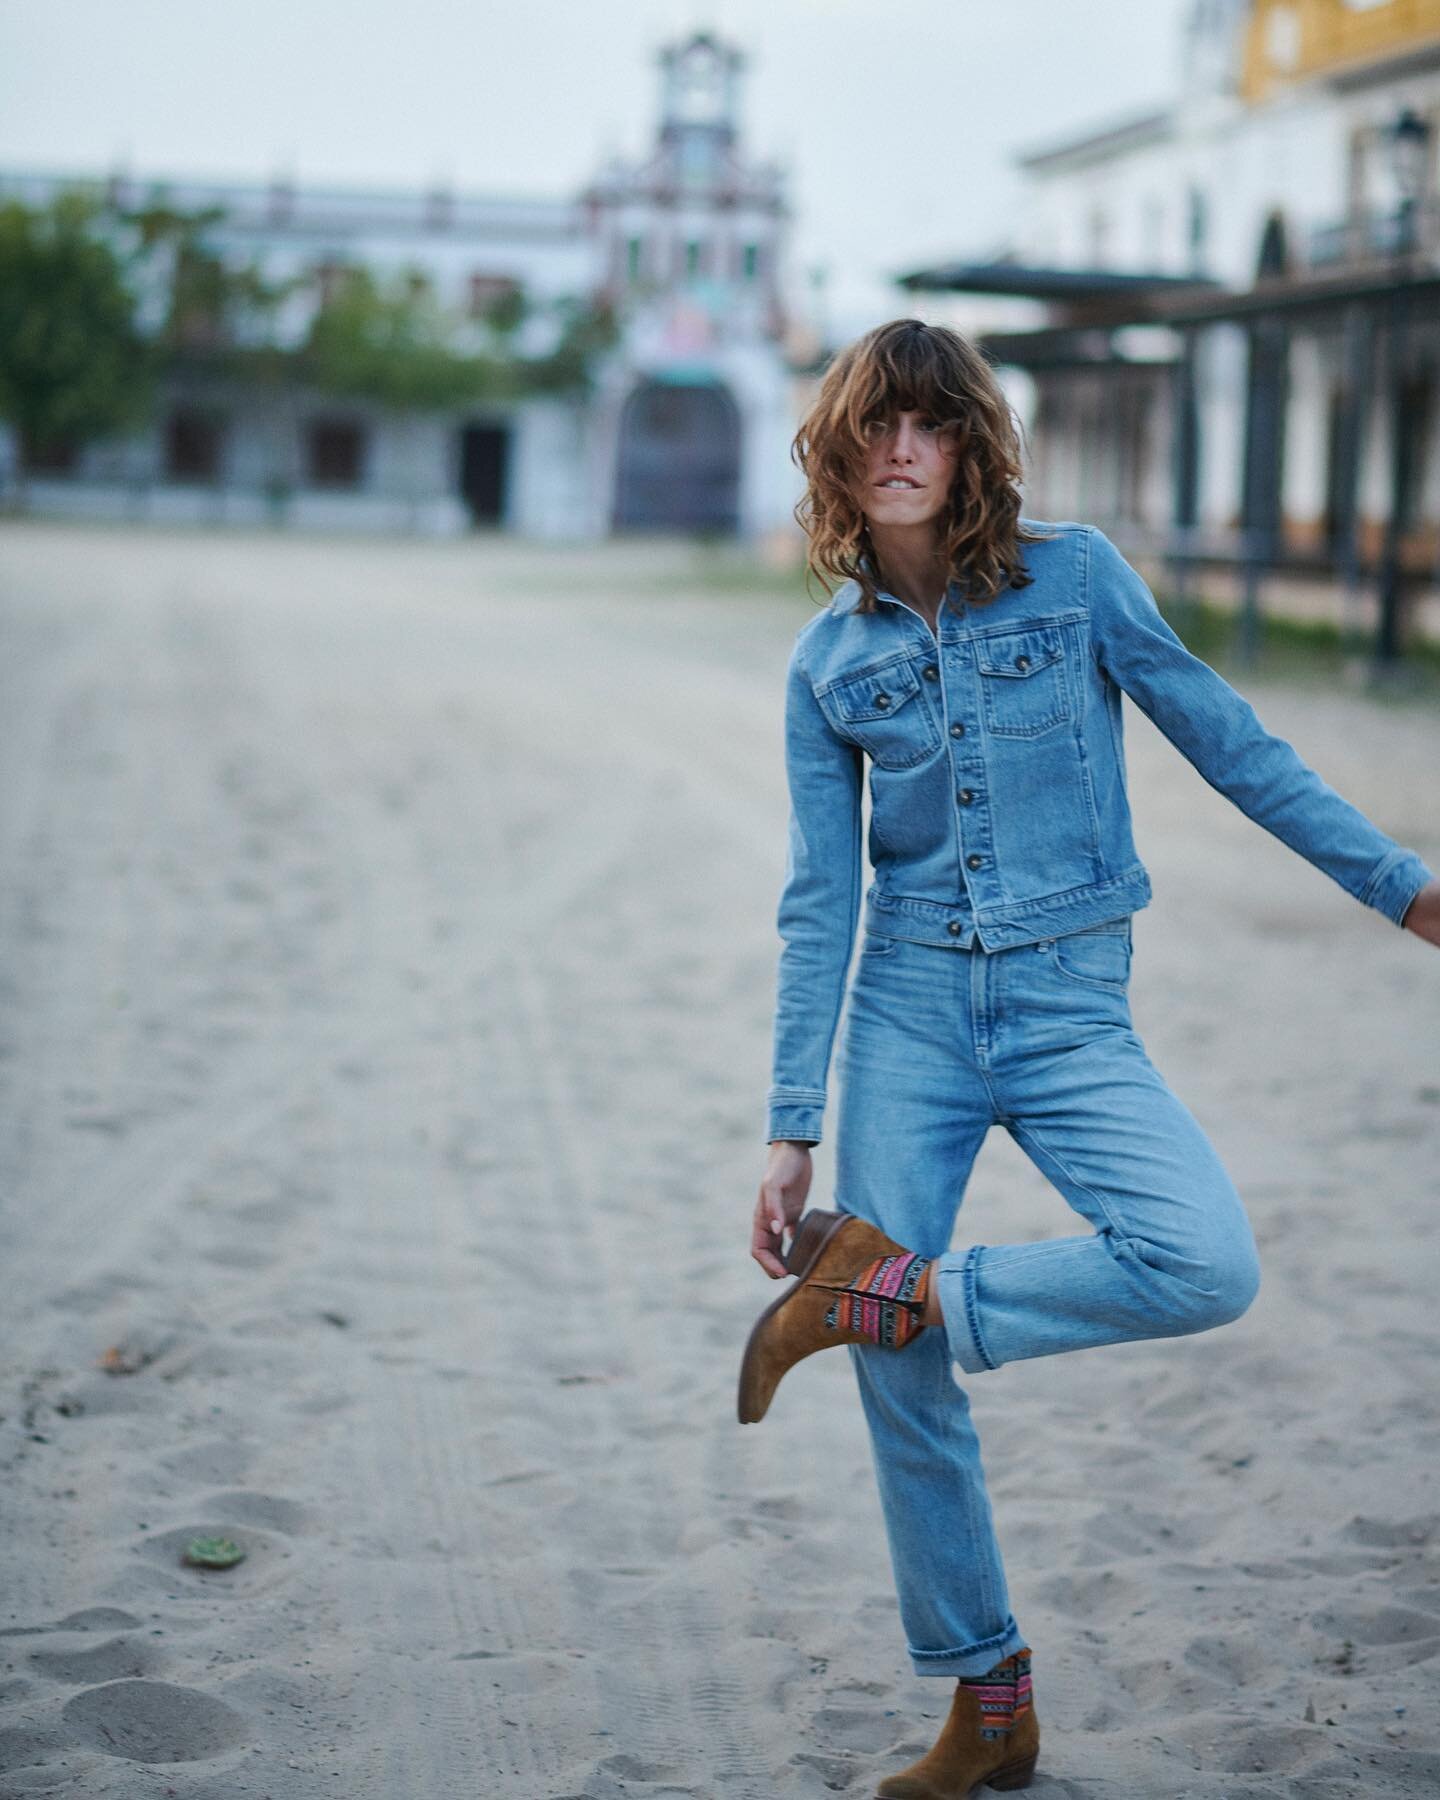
[
  {"left": 814, "top": 658, "right": 942, "bottom": 770},
  {"left": 974, "top": 626, "right": 1070, "bottom": 739}
]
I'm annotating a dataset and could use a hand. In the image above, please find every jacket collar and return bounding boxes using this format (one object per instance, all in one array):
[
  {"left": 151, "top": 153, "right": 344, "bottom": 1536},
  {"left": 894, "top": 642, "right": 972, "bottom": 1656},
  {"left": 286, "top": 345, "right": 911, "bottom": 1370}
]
[{"left": 829, "top": 556, "right": 960, "bottom": 619}]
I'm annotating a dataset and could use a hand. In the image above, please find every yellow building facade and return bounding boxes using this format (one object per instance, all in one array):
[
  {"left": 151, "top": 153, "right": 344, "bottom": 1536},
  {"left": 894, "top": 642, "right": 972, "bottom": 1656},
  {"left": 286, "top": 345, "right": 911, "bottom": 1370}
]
[{"left": 1243, "top": 0, "right": 1440, "bottom": 103}]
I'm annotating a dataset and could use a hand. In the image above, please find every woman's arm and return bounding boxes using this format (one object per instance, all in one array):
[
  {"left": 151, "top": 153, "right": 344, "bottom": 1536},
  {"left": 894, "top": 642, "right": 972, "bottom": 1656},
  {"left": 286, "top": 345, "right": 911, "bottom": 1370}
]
[
  {"left": 765, "top": 632, "right": 864, "bottom": 1147},
  {"left": 1085, "top": 526, "right": 1436, "bottom": 929}
]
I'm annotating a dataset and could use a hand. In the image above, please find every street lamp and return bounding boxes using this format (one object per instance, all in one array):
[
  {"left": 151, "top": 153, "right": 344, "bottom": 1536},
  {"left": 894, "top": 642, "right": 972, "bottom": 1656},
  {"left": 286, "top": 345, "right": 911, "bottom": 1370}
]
[
  {"left": 1374, "top": 105, "right": 1432, "bottom": 674},
  {"left": 1388, "top": 106, "right": 1431, "bottom": 248}
]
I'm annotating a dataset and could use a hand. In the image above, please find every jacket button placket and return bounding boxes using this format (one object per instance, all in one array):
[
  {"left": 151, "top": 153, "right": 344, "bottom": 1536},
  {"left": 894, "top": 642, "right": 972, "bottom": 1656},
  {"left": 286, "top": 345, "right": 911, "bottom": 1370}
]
[{"left": 945, "top": 673, "right": 990, "bottom": 904}]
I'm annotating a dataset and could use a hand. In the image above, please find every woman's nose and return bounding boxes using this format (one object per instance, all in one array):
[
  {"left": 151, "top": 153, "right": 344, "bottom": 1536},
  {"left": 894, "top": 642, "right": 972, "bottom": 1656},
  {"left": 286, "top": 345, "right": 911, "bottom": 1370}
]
[{"left": 888, "top": 420, "right": 919, "bottom": 459}]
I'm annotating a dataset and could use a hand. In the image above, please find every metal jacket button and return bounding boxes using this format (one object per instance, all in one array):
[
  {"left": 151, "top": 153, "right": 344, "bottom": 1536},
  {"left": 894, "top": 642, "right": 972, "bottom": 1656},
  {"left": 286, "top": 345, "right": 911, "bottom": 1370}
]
[
  {"left": 949, "top": 722, "right": 965, "bottom": 738},
  {"left": 1015, "top": 654, "right": 1030, "bottom": 670},
  {"left": 958, "top": 789, "right": 975, "bottom": 804},
  {"left": 922, "top": 664, "right": 939, "bottom": 680},
  {"left": 874, "top": 691, "right": 891, "bottom": 708},
  {"left": 966, "top": 853, "right": 983, "bottom": 869},
  {"left": 947, "top": 919, "right": 965, "bottom": 936}
]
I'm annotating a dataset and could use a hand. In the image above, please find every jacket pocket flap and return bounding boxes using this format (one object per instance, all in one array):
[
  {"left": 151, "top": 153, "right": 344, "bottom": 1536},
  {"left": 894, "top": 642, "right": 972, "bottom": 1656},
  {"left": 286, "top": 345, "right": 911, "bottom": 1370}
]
[
  {"left": 822, "top": 661, "right": 922, "bottom": 722},
  {"left": 975, "top": 632, "right": 1064, "bottom": 678}
]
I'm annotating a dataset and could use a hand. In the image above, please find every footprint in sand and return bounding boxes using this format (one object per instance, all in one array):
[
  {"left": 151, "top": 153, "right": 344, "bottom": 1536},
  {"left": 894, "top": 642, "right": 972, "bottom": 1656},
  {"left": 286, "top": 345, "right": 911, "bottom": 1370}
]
[
  {"left": 1342, "top": 1511, "right": 1439, "bottom": 1550},
  {"left": 1175, "top": 1713, "right": 1337, "bottom": 1777},
  {"left": 28, "top": 1635, "right": 159, "bottom": 1685},
  {"left": 1311, "top": 1600, "right": 1440, "bottom": 1650},
  {"left": 60, "top": 1678, "right": 249, "bottom": 1763},
  {"left": 1106, "top": 1654, "right": 1226, "bottom": 1715},
  {"left": 808, "top": 1702, "right": 908, "bottom": 1755},
  {"left": 1184, "top": 1633, "right": 1274, "bottom": 1685},
  {"left": 594, "top": 1751, "right": 688, "bottom": 1783},
  {"left": 1034, "top": 1565, "right": 1145, "bottom": 1620},
  {"left": 788, "top": 1747, "right": 861, "bottom": 1788},
  {"left": 156, "top": 1437, "right": 254, "bottom": 1483}
]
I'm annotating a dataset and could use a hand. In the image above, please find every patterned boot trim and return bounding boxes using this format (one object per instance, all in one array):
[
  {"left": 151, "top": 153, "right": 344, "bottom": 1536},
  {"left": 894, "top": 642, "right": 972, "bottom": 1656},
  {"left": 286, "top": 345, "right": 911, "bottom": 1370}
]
[
  {"left": 820, "top": 1252, "right": 932, "bottom": 1347},
  {"left": 959, "top": 1647, "right": 1033, "bottom": 1741}
]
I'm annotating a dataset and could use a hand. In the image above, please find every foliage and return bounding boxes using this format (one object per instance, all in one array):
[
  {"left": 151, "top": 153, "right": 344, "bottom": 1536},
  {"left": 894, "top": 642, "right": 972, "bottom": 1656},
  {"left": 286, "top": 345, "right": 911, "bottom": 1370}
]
[
  {"left": 476, "top": 282, "right": 528, "bottom": 339},
  {"left": 297, "top": 268, "right": 620, "bottom": 411},
  {"left": 0, "top": 189, "right": 624, "bottom": 469},
  {"left": 523, "top": 294, "right": 621, "bottom": 395},
  {"left": 0, "top": 190, "right": 153, "bottom": 462},
  {"left": 119, "top": 197, "right": 301, "bottom": 354},
  {"left": 297, "top": 266, "right": 517, "bottom": 410}
]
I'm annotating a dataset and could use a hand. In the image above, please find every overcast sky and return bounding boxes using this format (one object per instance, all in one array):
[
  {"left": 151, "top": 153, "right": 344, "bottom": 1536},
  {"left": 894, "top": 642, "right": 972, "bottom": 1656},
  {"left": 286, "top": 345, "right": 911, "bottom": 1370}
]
[{"left": 0, "top": 0, "right": 1194, "bottom": 332}]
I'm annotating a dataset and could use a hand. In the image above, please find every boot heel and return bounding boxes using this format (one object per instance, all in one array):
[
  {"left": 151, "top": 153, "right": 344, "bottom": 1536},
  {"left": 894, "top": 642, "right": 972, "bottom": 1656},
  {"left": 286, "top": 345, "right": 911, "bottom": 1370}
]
[
  {"left": 782, "top": 1209, "right": 849, "bottom": 1278},
  {"left": 985, "top": 1753, "right": 1037, "bottom": 1790}
]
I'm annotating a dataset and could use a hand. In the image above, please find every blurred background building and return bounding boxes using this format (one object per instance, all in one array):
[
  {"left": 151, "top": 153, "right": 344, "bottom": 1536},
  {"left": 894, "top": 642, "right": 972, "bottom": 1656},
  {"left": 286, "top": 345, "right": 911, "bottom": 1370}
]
[
  {"left": 0, "top": 29, "right": 799, "bottom": 543},
  {"left": 903, "top": 0, "right": 1440, "bottom": 651},
  {"left": 3, "top": 0, "right": 1438, "bottom": 652}
]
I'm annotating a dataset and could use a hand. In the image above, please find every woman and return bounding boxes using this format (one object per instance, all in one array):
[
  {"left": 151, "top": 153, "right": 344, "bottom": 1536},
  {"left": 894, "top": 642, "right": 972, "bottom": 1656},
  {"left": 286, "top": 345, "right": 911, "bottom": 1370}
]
[{"left": 738, "top": 318, "right": 1440, "bottom": 1799}]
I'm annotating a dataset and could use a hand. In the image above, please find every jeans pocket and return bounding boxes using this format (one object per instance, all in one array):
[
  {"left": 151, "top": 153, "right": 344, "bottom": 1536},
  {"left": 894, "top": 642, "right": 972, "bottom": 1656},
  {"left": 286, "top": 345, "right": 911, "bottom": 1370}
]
[
  {"left": 859, "top": 931, "right": 900, "bottom": 958},
  {"left": 1051, "top": 923, "right": 1131, "bottom": 991}
]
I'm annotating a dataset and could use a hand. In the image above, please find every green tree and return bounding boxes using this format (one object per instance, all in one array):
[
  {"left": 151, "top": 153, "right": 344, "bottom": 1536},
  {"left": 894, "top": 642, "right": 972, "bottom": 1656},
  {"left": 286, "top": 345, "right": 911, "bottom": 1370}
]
[
  {"left": 0, "top": 190, "right": 152, "bottom": 476},
  {"left": 523, "top": 293, "right": 621, "bottom": 395},
  {"left": 118, "top": 195, "right": 302, "bottom": 369},
  {"left": 300, "top": 265, "right": 516, "bottom": 409},
  {"left": 300, "top": 268, "right": 620, "bottom": 410}
]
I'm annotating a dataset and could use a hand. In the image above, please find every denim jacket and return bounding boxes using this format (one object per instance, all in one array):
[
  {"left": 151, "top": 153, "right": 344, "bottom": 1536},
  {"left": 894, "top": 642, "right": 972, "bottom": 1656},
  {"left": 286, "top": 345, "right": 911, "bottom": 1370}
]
[{"left": 767, "top": 519, "right": 1434, "bottom": 1145}]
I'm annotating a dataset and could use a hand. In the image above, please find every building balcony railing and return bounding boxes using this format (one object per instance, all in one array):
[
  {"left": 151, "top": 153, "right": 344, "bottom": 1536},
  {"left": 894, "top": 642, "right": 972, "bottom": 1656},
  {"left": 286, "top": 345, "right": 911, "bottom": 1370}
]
[{"left": 1308, "top": 198, "right": 1440, "bottom": 270}]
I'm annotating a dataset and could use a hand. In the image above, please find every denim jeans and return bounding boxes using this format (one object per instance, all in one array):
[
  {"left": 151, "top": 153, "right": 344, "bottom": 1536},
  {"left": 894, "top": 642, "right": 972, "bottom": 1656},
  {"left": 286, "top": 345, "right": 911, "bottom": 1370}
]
[{"left": 833, "top": 917, "right": 1261, "bottom": 1679}]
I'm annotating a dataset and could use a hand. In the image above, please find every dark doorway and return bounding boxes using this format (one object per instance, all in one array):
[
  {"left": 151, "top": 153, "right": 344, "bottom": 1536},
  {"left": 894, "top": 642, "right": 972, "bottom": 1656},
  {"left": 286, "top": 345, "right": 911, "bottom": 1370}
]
[
  {"left": 20, "top": 431, "right": 80, "bottom": 475},
  {"left": 166, "top": 408, "right": 226, "bottom": 483},
  {"left": 459, "top": 423, "right": 510, "bottom": 524},
  {"left": 306, "top": 417, "right": 366, "bottom": 489},
  {"left": 612, "top": 379, "right": 740, "bottom": 533}
]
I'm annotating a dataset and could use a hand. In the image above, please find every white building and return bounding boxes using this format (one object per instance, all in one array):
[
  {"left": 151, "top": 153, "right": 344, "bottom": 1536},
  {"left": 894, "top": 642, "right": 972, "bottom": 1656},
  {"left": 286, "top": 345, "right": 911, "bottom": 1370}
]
[
  {"left": 903, "top": 0, "right": 1440, "bottom": 646},
  {"left": 0, "top": 29, "right": 799, "bottom": 544}
]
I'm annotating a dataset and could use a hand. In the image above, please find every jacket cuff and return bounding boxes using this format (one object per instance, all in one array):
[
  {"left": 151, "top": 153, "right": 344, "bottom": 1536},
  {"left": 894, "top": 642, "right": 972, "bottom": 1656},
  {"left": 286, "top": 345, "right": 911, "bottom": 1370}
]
[
  {"left": 767, "top": 1100, "right": 825, "bottom": 1146},
  {"left": 1360, "top": 846, "right": 1436, "bottom": 927}
]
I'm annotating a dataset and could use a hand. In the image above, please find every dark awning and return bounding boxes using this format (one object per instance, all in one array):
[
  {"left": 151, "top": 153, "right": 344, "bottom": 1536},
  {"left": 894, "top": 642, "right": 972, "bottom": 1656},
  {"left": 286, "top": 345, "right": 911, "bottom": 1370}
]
[
  {"left": 894, "top": 259, "right": 1222, "bottom": 306},
  {"left": 897, "top": 255, "right": 1439, "bottom": 328},
  {"left": 974, "top": 326, "right": 1179, "bottom": 370}
]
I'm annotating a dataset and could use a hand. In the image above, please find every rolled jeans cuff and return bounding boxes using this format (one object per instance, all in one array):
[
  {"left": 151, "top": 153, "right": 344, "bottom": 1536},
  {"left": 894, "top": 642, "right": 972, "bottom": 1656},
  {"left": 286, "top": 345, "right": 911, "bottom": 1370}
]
[
  {"left": 938, "top": 1245, "right": 999, "bottom": 1374},
  {"left": 908, "top": 1616, "right": 1030, "bottom": 1680}
]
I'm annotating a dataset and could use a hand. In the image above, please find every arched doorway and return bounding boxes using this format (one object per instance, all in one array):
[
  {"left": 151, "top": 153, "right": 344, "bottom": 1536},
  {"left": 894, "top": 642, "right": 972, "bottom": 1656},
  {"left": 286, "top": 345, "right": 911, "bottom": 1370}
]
[{"left": 612, "top": 378, "right": 740, "bottom": 532}]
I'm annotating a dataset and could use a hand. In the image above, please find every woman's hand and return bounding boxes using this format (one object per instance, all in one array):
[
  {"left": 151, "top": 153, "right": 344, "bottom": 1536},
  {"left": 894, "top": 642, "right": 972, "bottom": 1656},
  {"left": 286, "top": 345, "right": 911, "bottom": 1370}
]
[
  {"left": 751, "top": 1142, "right": 814, "bottom": 1278},
  {"left": 1402, "top": 879, "right": 1440, "bottom": 948}
]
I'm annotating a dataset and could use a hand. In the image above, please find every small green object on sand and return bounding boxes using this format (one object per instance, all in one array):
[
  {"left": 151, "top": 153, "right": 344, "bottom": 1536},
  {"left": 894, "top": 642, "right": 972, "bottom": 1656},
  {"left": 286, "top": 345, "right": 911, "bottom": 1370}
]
[{"left": 183, "top": 1535, "right": 246, "bottom": 1569}]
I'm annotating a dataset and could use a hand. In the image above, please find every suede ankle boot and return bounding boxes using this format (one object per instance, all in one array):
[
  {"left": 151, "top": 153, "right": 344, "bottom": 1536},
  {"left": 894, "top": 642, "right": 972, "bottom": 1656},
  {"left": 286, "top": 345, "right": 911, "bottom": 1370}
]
[
  {"left": 737, "top": 1209, "right": 932, "bottom": 1424},
  {"left": 874, "top": 1649, "right": 1038, "bottom": 1799}
]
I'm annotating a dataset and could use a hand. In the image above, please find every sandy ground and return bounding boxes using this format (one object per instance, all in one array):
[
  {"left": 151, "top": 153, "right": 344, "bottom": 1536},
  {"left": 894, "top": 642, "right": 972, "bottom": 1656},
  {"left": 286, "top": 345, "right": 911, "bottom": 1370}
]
[{"left": 1, "top": 520, "right": 1438, "bottom": 1800}]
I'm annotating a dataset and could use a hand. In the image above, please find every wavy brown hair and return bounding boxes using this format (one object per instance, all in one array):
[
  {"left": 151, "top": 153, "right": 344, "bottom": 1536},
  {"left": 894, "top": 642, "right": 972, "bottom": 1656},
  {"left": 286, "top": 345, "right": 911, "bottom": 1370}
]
[{"left": 792, "top": 317, "right": 1055, "bottom": 611}]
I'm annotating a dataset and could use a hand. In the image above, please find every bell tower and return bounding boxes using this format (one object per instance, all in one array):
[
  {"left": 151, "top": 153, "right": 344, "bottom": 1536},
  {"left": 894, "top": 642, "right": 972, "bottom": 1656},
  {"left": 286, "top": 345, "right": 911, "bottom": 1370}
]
[
  {"left": 1181, "top": 0, "right": 1248, "bottom": 100},
  {"left": 657, "top": 32, "right": 746, "bottom": 183}
]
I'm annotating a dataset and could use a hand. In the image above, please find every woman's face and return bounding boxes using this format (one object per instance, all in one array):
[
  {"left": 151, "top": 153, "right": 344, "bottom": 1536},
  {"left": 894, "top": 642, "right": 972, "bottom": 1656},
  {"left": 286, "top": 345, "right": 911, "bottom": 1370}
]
[{"left": 855, "top": 408, "right": 960, "bottom": 532}]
